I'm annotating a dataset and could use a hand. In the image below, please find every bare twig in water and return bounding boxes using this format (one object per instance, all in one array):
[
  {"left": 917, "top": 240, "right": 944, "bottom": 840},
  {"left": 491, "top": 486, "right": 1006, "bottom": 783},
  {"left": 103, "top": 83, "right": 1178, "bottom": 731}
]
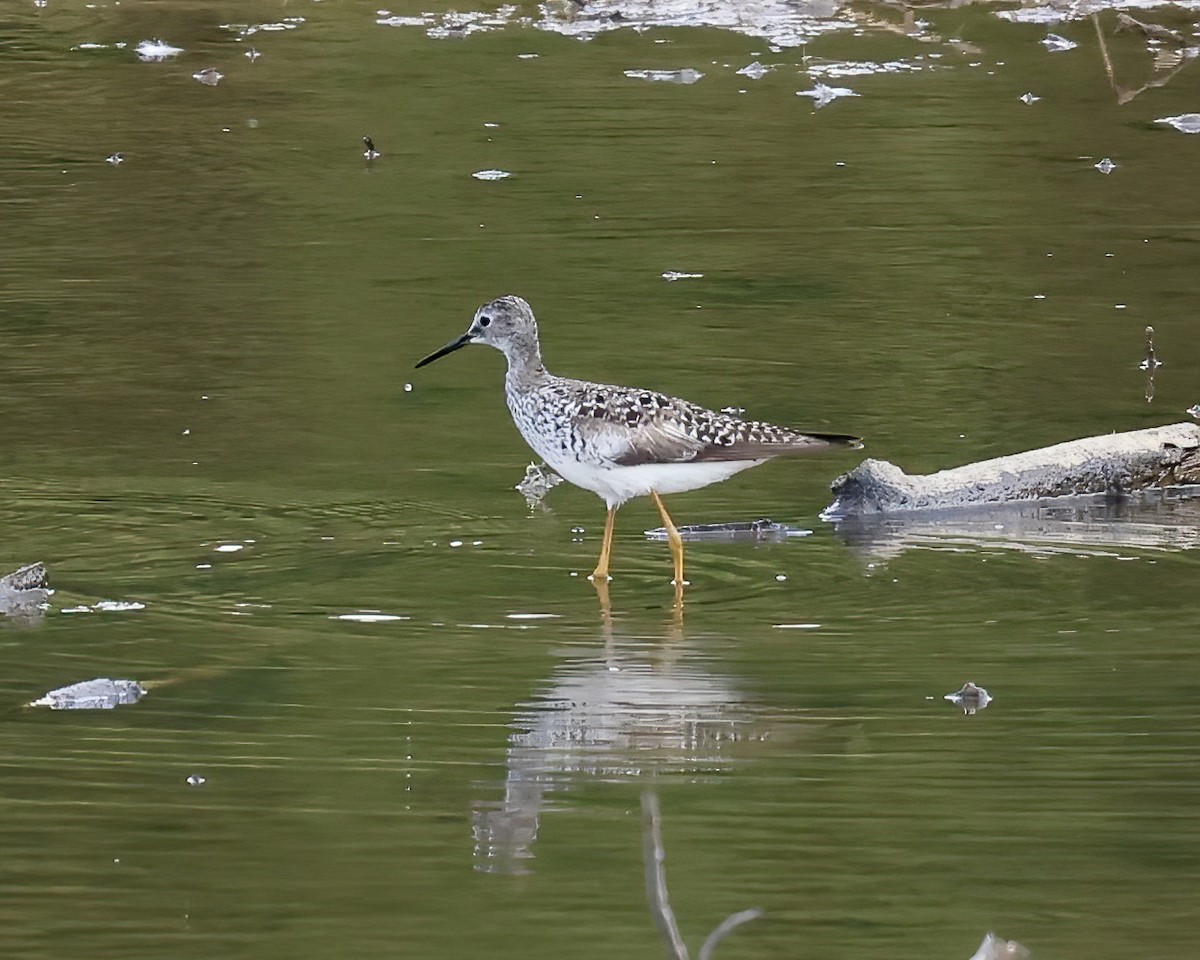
[
  {"left": 642, "top": 790, "right": 763, "bottom": 960},
  {"left": 643, "top": 791, "right": 690, "bottom": 960},
  {"left": 1092, "top": 13, "right": 1195, "bottom": 104},
  {"left": 697, "top": 909, "right": 765, "bottom": 960}
]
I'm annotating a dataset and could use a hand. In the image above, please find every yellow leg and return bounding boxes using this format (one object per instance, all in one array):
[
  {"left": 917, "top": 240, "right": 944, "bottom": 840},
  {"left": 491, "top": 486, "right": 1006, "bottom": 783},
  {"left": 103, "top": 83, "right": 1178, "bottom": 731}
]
[
  {"left": 650, "top": 491, "right": 687, "bottom": 588},
  {"left": 590, "top": 506, "right": 617, "bottom": 581}
]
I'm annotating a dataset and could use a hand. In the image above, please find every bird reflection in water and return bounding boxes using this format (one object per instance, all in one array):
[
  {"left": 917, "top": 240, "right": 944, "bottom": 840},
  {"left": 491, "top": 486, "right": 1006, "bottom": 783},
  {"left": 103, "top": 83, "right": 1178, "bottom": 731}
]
[{"left": 472, "top": 616, "right": 763, "bottom": 875}]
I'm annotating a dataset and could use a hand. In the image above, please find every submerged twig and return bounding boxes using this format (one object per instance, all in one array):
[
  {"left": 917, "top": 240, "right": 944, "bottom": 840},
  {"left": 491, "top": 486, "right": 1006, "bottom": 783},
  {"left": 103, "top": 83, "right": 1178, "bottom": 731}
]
[
  {"left": 1092, "top": 12, "right": 1195, "bottom": 104},
  {"left": 697, "top": 909, "right": 765, "bottom": 960},
  {"left": 642, "top": 790, "right": 763, "bottom": 960},
  {"left": 643, "top": 791, "right": 690, "bottom": 960}
]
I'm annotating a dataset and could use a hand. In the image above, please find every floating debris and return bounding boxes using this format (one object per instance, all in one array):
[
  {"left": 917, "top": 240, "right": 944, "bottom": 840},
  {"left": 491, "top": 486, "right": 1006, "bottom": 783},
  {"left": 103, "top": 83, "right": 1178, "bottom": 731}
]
[
  {"left": 516, "top": 461, "right": 563, "bottom": 506},
  {"left": 376, "top": 7, "right": 515, "bottom": 39},
  {"left": 623, "top": 68, "right": 704, "bottom": 84},
  {"left": 1019, "top": 92, "right": 1041, "bottom": 104},
  {"left": 375, "top": 3, "right": 860, "bottom": 48},
  {"left": 809, "top": 59, "right": 922, "bottom": 78},
  {"left": 646, "top": 519, "right": 812, "bottom": 542},
  {"left": 245, "top": 47, "right": 262, "bottom": 61},
  {"left": 92, "top": 600, "right": 147, "bottom": 612},
  {"left": 968, "top": 931, "right": 1029, "bottom": 960},
  {"left": 219, "top": 18, "right": 305, "bottom": 39},
  {"left": 1, "top": 562, "right": 52, "bottom": 618},
  {"left": 661, "top": 271, "right": 703, "bottom": 281},
  {"left": 1141, "top": 325, "right": 1162, "bottom": 402},
  {"left": 1094, "top": 157, "right": 1117, "bottom": 174},
  {"left": 1042, "top": 33, "right": 1078, "bottom": 52},
  {"left": 363, "top": 135, "right": 381, "bottom": 159},
  {"left": 1156, "top": 113, "right": 1200, "bottom": 134},
  {"left": 1140, "top": 326, "right": 1162, "bottom": 372},
  {"left": 1115, "top": 12, "right": 1183, "bottom": 43},
  {"left": 105, "top": 152, "right": 124, "bottom": 165},
  {"left": 186, "top": 774, "right": 207, "bottom": 786},
  {"left": 472, "top": 169, "right": 511, "bottom": 180},
  {"left": 1187, "top": 404, "right": 1200, "bottom": 420},
  {"left": 135, "top": 38, "right": 184, "bottom": 61},
  {"left": 944, "top": 681, "right": 992, "bottom": 715},
  {"left": 797, "top": 82, "right": 859, "bottom": 108},
  {"left": 30, "top": 678, "right": 146, "bottom": 710},
  {"left": 61, "top": 599, "right": 146, "bottom": 614},
  {"left": 1, "top": 562, "right": 48, "bottom": 593},
  {"left": 192, "top": 67, "right": 224, "bottom": 86},
  {"left": 331, "top": 612, "right": 410, "bottom": 623},
  {"left": 736, "top": 60, "right": 773, "bottom": 80}
]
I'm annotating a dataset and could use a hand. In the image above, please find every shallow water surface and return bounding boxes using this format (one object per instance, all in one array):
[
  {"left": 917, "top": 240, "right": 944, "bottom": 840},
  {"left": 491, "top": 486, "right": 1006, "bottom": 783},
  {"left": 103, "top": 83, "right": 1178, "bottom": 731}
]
[{"left": 1, "top": 2, "right": 1199, "bottom": 958}]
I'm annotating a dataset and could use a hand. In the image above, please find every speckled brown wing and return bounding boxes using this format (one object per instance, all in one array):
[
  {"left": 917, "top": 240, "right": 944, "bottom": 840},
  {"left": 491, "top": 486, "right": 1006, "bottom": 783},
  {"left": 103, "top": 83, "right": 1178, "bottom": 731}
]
[{"left": 565, "top": 380, "right": 860, "bottom": 467}]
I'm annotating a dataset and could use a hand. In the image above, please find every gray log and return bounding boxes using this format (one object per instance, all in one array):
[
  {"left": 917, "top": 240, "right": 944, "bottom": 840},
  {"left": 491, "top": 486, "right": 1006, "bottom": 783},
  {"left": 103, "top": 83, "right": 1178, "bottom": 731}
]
[{"left": 826, "top": 423, "right": 1200, "bottom": 517}]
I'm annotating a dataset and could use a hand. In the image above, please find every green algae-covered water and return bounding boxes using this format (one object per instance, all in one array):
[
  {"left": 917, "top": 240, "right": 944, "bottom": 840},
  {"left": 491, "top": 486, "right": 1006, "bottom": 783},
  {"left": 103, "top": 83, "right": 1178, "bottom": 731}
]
[{"left": 2, "top": 2, "right": 1199, "bottom": 958}]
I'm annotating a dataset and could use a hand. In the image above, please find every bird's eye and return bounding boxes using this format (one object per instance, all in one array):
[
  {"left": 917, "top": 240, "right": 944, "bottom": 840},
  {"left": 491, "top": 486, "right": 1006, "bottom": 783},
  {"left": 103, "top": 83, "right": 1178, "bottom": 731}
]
[{"left": 479, "top": 315, "right": 491, "bottom": 327}]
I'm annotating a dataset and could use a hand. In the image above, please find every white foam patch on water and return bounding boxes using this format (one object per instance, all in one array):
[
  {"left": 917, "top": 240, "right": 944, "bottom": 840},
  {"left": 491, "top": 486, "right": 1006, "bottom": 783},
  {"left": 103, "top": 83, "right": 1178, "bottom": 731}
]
[
  {"left": 214, "top": 544, "right": 245, "bottom": 553},
  {"left": 808, "top": 59, "right": 924, "bottom": 78},
  {"left": 219, "top": 18, "right": 305, "bottom": 38},
  {"left": 62, "top": 601, "right": 146, "bottom": 613},
  {"left": 537, "top": 0, "right": 853, "bottom": 46},
  {"left": 624, "top": 68, "right": 704, "bottom": 84},
  {"left": 662, "top": 271, "right": 704, "bottom": 281},
  {"left": 92, "top": 600, "right": 147, "bottom": 612},
  {"left": 997, "top": 0, "right": 1200, "bottom": 24},
  {"left": 1157, "top": 113, "right": 1200, "bottom": 134},
  {"left": 472, "top": 169, "right": 511, "bottom": 180},
  {"left": 797, "top": 82, "right": 859, "bottom": 107},
  {"left": 376, "top": 6, "right": 520, "bottom": 38},
  {"left": 332, "top": 612, "right": 410, "bottom": 623},
  {"left": 135, "top": 39, "right": 184, "bottom": 61},
  {"left": 374, "top": 2, "right": 854, "bottom": 47},
  {"left": 773, "top": 623, "right": 821, "bottom": 629},
  {"left": 506, "top": 613, "right": 562, "bottom": 620}
]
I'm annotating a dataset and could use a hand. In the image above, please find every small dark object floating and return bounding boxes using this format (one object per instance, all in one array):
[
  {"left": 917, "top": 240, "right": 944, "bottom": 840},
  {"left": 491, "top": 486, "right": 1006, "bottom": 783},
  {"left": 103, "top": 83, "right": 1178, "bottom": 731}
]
[{"left": 944, "top": 681, "right": 992, "bottom": 715}]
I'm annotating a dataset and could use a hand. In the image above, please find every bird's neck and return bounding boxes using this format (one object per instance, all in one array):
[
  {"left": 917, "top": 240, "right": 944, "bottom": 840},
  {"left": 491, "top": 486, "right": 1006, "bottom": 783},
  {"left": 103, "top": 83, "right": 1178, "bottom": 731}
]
[{"left": 502, "top": 339, "right": 546, "bottom": 387}]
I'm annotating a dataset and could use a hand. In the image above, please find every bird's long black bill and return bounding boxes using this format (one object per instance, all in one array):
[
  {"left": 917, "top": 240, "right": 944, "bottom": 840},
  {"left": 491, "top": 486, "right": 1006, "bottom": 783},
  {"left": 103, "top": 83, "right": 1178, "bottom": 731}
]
[{"left": 415, "top": 333, "right": 471, "bottom": 369}]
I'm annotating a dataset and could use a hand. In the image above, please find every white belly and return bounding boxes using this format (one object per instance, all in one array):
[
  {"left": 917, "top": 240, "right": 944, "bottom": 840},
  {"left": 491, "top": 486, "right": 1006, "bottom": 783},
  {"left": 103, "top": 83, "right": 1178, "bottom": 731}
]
[{"left": 547, "top": 456, "right": 766, "bottom": 508}]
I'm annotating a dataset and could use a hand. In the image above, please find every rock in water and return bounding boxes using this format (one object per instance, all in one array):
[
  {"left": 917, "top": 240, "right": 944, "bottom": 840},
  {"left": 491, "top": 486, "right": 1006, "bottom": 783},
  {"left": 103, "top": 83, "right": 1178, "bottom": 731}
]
[{"left": 30, "top": 678, "right": 146, "bottom": 710}]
